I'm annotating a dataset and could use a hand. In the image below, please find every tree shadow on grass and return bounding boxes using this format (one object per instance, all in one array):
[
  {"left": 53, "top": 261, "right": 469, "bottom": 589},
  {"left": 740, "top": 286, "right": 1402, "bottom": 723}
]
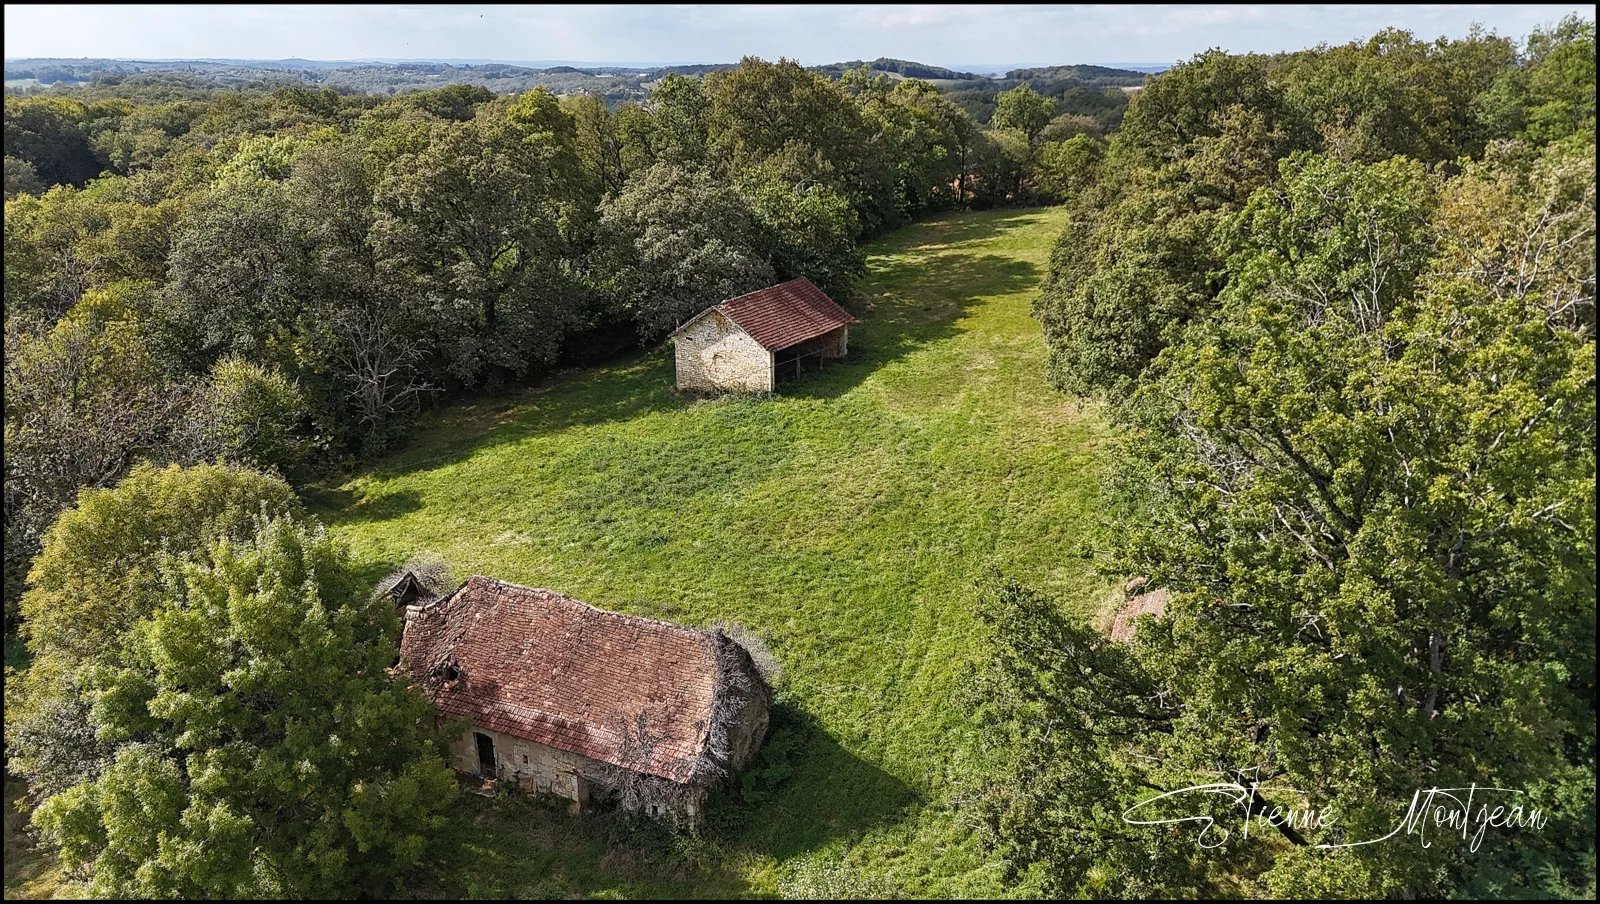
[
  {"left": 300, "top": 486, "right": 423, "bottom": 524},
  {"left": 304, "top": 353, "right": 688, "bottom": 513},
  {"left": 711, "top": 700, "right": 919, "bottom": 862},
  {"left": 416, "top": 789, "right": 757, "bottom": 899},
  {"left": 311, "top": 207, "right": 1050, "bottom": 527},
  {"left": 778, "top": 209, "right": 1048, "bottom": 399}
]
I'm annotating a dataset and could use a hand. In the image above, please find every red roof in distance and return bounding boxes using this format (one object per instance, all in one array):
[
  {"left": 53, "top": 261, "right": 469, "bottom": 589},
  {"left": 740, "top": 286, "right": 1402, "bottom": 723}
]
[{"left": 713, "top": 277, "right": 855, "bottom": 352}]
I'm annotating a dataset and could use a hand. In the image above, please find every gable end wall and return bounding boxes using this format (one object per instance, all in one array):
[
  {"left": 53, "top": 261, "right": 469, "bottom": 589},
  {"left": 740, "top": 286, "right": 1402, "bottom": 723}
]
[{"left": 673, "top": 310, "right": 774, "bottom": 392}]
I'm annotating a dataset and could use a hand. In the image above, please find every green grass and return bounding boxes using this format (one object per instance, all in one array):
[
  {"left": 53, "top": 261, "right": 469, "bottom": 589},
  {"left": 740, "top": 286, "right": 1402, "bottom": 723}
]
[
  {"left": 4, "top": 777, "right": 74, "bottom": 900},
  {"left": 309, "top": 206, "right": 1112, "bottom": 897}
]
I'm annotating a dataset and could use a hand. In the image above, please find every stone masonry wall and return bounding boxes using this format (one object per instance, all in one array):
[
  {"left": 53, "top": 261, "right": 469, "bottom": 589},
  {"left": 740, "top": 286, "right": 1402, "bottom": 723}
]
[
  {"left": 674, "top": 310, "right": 774, "bottom": 392},
  {"left": 448, "top": 725, "right": 707, "bottom": 822}
]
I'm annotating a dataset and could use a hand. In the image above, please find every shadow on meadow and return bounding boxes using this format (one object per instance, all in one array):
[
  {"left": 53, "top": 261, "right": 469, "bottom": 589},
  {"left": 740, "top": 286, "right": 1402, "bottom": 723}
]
[
  {"left": 714, "top": 700, "right": 919, "bottom": 862},
  {"left": 781, "top": 249, "right": 1040, "bottom": 401},
  {"left": 302, "top": 485, "right": 424, "bottom": 525},
  {"left": 307, "top": 208, "right": 1049, "bottom": 503}
]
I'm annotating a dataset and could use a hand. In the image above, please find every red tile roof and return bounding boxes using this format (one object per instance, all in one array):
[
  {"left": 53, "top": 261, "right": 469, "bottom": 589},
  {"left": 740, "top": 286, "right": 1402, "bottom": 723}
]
[
  {"left": 399, "top": 577, "right": 725, "bottom": 783},
  {"left": 714, "top": 277, "right": 855, "bottom": 352}
]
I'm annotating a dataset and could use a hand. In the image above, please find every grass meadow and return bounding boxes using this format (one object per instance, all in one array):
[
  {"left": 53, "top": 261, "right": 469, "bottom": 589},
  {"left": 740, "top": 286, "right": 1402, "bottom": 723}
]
[{"left": 300, "top": 205, "right": 1115, "bottom": 898}]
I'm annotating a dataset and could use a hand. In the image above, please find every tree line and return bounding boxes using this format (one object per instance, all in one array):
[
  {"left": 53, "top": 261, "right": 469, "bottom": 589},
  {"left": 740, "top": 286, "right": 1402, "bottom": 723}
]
[
  {"left": 7, "top": 55, "right": 1145, "bottom": 130},
  {"left": 975, "top": 18, "right": 1596, "bottom": 898}
]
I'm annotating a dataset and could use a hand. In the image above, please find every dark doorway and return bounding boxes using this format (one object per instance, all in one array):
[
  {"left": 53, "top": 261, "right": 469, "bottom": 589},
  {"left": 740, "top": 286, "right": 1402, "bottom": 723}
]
[{"left": 474, "top": 732, "right": 495, "bottom": 775}]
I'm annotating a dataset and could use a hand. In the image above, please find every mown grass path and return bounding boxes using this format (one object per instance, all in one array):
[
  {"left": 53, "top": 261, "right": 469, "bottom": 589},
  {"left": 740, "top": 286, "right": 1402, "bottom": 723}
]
[{"left": 313, "top": 205, "right": 1112, "bottom": 897}]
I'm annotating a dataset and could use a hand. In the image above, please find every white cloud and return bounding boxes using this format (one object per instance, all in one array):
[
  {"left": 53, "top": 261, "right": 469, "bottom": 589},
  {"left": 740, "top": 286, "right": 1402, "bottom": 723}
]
[{"left": 3, "top": 3, "right": 1592, "bottom": 65}]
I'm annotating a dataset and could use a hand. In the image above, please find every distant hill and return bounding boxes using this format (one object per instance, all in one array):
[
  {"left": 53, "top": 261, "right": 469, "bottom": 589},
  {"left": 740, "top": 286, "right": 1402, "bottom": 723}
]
[
  {"left": 1003, "top": 64, "right": 1152, "bottom": 86},
  {"left": 2, "top": 57, "right": 664, "bottom": 100},
  {"left": 808, "top": 57, "right": 983, "bottom": 81},
  {"left": 3, "top": 56, "right": 1151, "bottom": 128}
]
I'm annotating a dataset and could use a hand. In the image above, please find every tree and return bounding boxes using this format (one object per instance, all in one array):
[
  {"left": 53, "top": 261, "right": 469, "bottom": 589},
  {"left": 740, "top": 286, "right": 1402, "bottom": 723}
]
[
  {"left": 1031, "top": 171, "right": 1223, "bottom": 397},
  {"left": 597, "top": 162, "right": 774, "bottom": 341},
  {"left": 705, "top": 57, "right": 892, "bottom": 233},
  {"left": 88, "top": 100, "right": 196, "bottom": 175},
  {"left": 991, "top": 84, "right": 1055, "bottom": 143},
  {"left": 967, "top": 578, "right": 1215, "bottom": 898},
  {"left": 318, "top": 300, "right": 437, "bottom": 449},
  {"left": 32, "top": 515, "right": 458, "bottom": 898},
  {"left": 1040, "top": 112, "right": 1102, "bottom": 141},
  {"left": 402, "top": 83, "right": 494, "bottom": 123},
  {"left": 3, "top": 187, "right": 108, "bottom": 324},
  {"left": 372, "top": 90, "right": 584, "bottom": 385},
  {"left": 644, "top": 74, "right": 711, "bottom": 168},
  {"left": 2, "top": 96, "right": 104, "bottom": 187},
  {"left": 972, "top": 127, "right": 1033, "bottom": 206},
  {"left": 3, "top": 312, "right": 192, "bottom": 623},
  {"left": 159, "top": 175, "right": 311, "bottom": 371},
  {"left": 987, "top": 148, "right": 1596, "bottom": 898},
  {"left": 179, "top": 356, "right": 309, "bottom": 475},
  {"left": 736, "top": 148, "right": 864, "bottom": 298},
  {"left": 1272, "top": 28, "right": 1515, "bottom": 164},
  {"left": 1477, "top": 16, "right": 1598, "bottom": 146},
  {"left": 6, "top": 462, "right": 300, "bottom": 797},
  {"left": 4, "top": 155, "right": 45, "bottom": 199},
  {"left": 278, "top": 135, "right": 436, "bottom": 447},
  {"left": 1117, "top": 49, "right": 1298, "bottom": 168},
  {"left": 564, "top": 92, "right": 626, "bottom": 197},
  {"left": 1035, "top": 133, "right": 1104, "bottom": 202},
  {"left": 851, "top": 76, "right": 976, "bottom": 217}
]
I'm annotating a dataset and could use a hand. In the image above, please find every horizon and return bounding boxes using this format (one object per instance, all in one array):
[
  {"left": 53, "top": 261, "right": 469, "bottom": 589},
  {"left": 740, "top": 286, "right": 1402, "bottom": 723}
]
[
  {"left": 4, "top": 4, "right": 1593, "bottom": 71},
  {"left": 0, "top": 54, "right": 1172, "bottom": 76}
]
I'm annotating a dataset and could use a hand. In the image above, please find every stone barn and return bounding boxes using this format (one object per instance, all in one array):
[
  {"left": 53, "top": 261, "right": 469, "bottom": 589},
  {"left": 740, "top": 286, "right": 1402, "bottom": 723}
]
[
  {"left": 671, "top": 277, "right": 855, "bottom": 392},
  {"left": 394, "top": 575, "right": 771, "bottom": 824}
]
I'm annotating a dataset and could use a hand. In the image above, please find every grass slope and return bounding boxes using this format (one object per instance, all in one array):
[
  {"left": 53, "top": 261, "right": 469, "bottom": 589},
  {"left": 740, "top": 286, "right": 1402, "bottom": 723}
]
[{"left": 310, "top": 206, "right": 1112, "bottom": 897}]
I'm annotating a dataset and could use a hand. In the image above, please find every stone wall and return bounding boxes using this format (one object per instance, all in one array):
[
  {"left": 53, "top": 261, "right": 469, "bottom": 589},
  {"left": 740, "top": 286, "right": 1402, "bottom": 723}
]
[
  {"left": 447, "top": 724, "right": 707, "bottom": 823},
  {"left": 673, "top": 310, "right": 774, "bottom": 392}
]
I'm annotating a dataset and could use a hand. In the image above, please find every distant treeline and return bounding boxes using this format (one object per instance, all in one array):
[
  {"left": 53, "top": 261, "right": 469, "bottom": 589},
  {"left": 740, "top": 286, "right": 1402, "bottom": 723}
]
[{"left": 5, "top": 55, "right": 1148, "bottom": 131}]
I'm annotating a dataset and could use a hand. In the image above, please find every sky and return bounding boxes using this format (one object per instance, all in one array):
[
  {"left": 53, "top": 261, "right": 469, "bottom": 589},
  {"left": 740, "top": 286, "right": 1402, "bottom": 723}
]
[{"left": 4, "top": 4, "right": 1593, "bottom": 69}]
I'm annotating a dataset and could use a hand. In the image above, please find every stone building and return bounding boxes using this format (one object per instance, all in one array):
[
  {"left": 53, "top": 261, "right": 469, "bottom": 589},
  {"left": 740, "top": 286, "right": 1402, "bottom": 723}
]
[
  {"left": 394, "top": 575, "right": 771, "bottom": 823},
  {"left": 671, "top": 277, "right": 855, "bottom": 392}
]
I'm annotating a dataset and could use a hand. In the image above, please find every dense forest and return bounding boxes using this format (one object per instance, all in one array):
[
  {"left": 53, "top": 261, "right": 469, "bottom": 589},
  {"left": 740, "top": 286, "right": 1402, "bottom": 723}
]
[{"left": 3, "top": 15, "right": 1595, "bottom": 900}]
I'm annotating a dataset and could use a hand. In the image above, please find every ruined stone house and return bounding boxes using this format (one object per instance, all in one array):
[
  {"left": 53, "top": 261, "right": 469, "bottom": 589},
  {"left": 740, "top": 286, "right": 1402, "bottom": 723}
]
[
  {"left": 670, "top": 277, "right": 855, "bottom": 392},
  {"left": 393, "top": 574, "right": 771, "bottom": 823}
]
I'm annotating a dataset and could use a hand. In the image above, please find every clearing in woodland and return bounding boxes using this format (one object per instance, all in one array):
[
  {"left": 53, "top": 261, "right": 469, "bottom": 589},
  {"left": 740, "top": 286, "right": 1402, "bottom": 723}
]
[{"left": 311, "top": 205, "right": 1112, "bottom": 898}]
